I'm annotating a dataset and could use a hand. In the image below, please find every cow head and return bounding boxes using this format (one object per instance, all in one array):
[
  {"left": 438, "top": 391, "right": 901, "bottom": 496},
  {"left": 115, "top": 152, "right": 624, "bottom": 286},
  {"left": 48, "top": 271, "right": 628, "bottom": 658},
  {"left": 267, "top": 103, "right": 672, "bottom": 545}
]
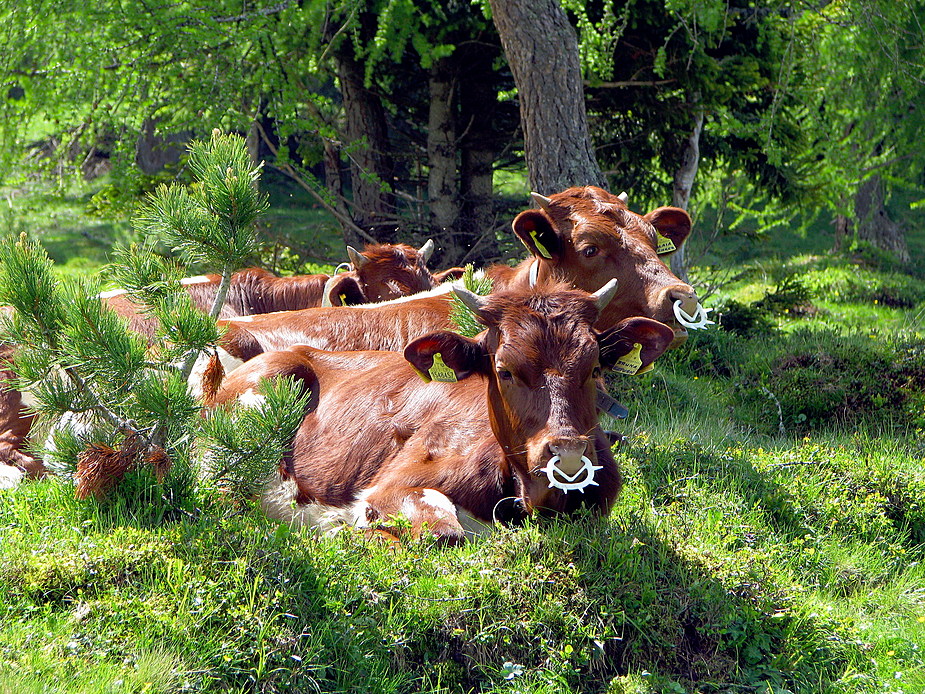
[
  {"left": 346, "top": 240, "right": 459, "bottom": 303},
  {"left": 403, "top": 281, "right": 675, "bottom": 513},
  {"left": 513, "top": 186, "right": 699, "bottom": 346}
]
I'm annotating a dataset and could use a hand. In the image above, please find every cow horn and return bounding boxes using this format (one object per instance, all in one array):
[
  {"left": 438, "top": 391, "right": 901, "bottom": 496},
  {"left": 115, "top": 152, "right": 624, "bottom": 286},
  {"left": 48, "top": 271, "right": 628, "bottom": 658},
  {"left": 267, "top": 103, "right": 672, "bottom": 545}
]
[
  {"left": 419, "top": 239, "right": 435, "bottom": 264},
  {"left": 591, "top": 279, "right": 619, "bottom": 311},
  {"left": 452, "top": 284, "right": 488, "bottom": 319},
  {"left": 346, "top": 245, "right": 368, "bottom": 269},
  {"left": 531, "top": 192, "right": 553, "bottom": 212},
  {"left": 617, "top": 191, "right": 628, "bottom": 204}
]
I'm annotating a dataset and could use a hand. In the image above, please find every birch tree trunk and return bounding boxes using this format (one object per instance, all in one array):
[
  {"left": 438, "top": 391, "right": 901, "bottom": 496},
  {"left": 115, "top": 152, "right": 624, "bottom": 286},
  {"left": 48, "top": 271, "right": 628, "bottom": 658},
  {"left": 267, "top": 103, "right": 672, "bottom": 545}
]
[
  {"left": 427, "top": 59, "right": 460, "bottom": 236},
  {"left": 670, "top": 100, "right": 704, "bottom": 283}
]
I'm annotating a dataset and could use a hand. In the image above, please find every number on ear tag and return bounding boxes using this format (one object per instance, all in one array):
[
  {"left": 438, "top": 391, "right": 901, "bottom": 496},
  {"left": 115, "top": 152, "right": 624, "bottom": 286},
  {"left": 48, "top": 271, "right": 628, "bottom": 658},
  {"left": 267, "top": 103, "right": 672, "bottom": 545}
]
[
  {"left": 428, "top": 353, "right": 458, "bottom": 382},
  {"left": 529, "top": 229, "right": 553, "bottom": 259},
  {"left": 613, "top": 343, "right": 643, "bottom": 375},
  {"left": 655, "top": 232, "right": 676, "bottom": 255}
]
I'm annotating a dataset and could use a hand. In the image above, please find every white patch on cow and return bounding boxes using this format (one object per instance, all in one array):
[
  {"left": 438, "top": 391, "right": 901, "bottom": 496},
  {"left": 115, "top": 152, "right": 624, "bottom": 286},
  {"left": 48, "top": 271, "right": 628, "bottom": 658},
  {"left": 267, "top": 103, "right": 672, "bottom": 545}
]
[
  {"left": 417, "top": 488, "right": 457, "bottom": 517},
  {"left": 186, "top": 347, "right": 245, "bottom": 400},
  {"left": 98, "top": 288, "right": 127, "bottom": 299},
  {"left": 0, "top": 463, "right": 24, "bottom": 490},
  {"left": 236, "top": 389, "right": 266, "bottom": 409},
  {"left": 19, "top": 387, "right": 41, "bottom": 412},
  {"left": 347, "top": 488, "right": 375, "bottom": 528},
  {"left": 351, "top": 281, "right": 458, "bottom": 308},
  {"left": 43, "top": 410, "right": 95, "bottom": 457},
  {"left": 418, "top": 491, "right": 493, "bottom": 538},
  {"left": 260, "top": 471, "right": 350, "bottom": 530},
  {"left": 180, "top": 275, "right": 212, "bottom": 286}
]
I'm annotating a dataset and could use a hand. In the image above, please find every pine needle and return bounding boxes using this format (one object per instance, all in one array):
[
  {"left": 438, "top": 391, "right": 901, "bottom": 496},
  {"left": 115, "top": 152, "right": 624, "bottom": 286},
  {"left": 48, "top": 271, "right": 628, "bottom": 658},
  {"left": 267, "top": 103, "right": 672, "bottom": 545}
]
[{"left": 449, "top": 265, "right": 493, "bottom": 337}]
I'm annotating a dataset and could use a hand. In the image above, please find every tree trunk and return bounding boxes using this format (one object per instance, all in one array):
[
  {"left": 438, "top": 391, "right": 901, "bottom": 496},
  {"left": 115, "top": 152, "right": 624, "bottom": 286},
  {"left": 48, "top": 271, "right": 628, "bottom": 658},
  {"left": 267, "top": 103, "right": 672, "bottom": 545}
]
[
  {"left": 135, "top": 118, "right": 188, "bottom": 175},
  {"left": 427, "top": 60, "right": 460, "bottom": 239},
  {"left": 488, "top": 0, "right": 605, "bottom": 194},
  {"left": 833, "top": 213, "right": 850, "bottom": 252},
  {"left": 855, "top": 176, "right": 908, "bottom": 262},
  {"left": 335, "top": 48, "right": 396, "bottom": 245},
  {"left": 669, "top": 99, "right": 704, "bottom": 283},
  {"left": 456, "top": 43, "right": 502, "bottom": 265}
]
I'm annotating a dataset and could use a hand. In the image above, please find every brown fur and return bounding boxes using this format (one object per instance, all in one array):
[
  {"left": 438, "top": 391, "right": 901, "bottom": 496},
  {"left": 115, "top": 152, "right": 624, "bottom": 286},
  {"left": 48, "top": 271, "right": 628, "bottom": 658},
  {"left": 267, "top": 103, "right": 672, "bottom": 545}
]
[
  {"left": 0, "top": 344, "right": 42, "bottom": 478},
  {"left": 209, "top": 284, "right": 676, "bottom": 543},
  {"left": 0, "top": 243, "right": 453, "bottom": 477},
  {"left": 353, "top": 243, "right": 454, "bottom": 302},
  {"left": 218, "top": 186, "right": 696, "bottom": 361}
]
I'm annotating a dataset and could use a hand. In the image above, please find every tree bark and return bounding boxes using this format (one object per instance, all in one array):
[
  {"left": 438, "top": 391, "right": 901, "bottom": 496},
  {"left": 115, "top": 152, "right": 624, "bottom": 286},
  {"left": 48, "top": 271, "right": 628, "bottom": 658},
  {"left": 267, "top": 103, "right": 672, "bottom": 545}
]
[
  {"left": 488, "top": 0, "right": 605, "bottom": 193},
  {"left": 854, "top": 176, "right": 908, "bottom": 263},
  {"left": 427, "top": 59, "right": 460, "bottom": 236},
  {"left": 833, "top": 213, "right": 850, "bottom": 252},
  {"left": 669, "top": 98, "right": 704, "bottom": 283},
  {"left": 335, "top": 48, "right": 396, "bottom": 244},
  {"left": 456, "top": 42, "right": 503, "bottom": 265}
]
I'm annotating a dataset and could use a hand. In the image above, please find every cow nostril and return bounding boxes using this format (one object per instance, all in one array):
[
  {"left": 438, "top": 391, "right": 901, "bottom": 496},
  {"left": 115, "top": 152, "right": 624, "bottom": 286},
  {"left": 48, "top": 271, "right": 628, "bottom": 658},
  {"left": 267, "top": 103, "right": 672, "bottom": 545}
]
[
  {"left": 667, "top": 287, "right": 699, "bottom": 316},
  {"left": 548, "top": 439, "right": 588, "bottom": 458}
]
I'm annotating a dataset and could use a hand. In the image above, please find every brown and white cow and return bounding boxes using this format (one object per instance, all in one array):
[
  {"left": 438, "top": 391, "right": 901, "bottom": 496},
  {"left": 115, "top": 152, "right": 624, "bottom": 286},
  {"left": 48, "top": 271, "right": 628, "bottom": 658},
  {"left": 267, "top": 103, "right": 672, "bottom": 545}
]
[
  {"left": 206, "top": 281, "right": 675, "bottom": 543},
  {"left": 102, "top": 240, "right": 457, "bottom": 340},
  {"left": 213, "top": 186, "right": 699, "bottom": 370},
  {"left": 0, "top": 240, "right": 458, "bottom": 481}
]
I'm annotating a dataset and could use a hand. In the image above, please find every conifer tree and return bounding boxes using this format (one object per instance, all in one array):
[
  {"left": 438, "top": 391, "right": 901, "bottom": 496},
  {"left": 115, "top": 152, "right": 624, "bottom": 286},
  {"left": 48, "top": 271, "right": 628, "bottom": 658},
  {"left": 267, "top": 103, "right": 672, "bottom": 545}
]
[{"left": 0, "top": 130, "right": 308, "bottom": 510}]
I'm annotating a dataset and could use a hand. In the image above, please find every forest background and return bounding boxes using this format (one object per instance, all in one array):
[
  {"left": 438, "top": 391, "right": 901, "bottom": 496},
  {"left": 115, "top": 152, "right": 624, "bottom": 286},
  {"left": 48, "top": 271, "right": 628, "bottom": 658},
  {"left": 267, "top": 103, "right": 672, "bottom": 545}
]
[{"left": 2, "top": 1, "right": 925, "bottom": 693}]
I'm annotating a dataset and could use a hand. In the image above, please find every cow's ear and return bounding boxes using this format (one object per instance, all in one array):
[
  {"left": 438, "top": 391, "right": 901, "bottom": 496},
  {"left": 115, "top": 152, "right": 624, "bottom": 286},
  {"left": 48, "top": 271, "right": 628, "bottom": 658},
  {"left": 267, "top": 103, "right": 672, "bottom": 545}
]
[
  {"left": 404, "top": 331, "right": 489, "bottom": 383},
  {"left": 598, "top": 317, "right": 675, "bottom": 375},
  {"left": 322, "top": 274, "right": 367, "bottom": 307},
  {"left": 644, "top": 207, "right": 691, "bottom": 254},
  {"left": 433, "top": 267, "right": 466, "bottom": 283},
  {"left": 512, "top": 210, "right": 561, "bottom": 261}
]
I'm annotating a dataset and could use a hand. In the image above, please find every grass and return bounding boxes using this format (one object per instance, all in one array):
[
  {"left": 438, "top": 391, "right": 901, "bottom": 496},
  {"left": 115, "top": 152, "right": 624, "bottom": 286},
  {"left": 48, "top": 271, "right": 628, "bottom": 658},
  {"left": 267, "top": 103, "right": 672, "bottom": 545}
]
[{"left": 1, "top": 172, "right": 924, "bottom": 692}]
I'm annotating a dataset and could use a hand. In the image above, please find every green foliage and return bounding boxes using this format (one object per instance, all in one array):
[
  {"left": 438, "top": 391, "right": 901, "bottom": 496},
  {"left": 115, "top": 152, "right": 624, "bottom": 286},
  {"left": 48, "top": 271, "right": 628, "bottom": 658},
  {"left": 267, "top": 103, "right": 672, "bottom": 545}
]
[
  {"left": 200, "top": 376, "right": 312, "bottom": 503},
  {"left": 134, "top": 130, "right": 268, "bottom": 272},
  {"left": 448, "top": 264, "right": 494, "bottom": 337},
  {"left": 0, "top": 132, "right": 304, "bottom": 511}
]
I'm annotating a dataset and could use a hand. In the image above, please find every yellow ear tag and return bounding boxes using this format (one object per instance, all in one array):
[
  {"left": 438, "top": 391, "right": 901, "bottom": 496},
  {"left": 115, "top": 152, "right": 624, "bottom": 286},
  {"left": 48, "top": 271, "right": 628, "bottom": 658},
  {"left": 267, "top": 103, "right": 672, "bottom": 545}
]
[
  {"left": 613, "top": 343, "right": 643, "bottom": 376},
  {"left": 636, "top": 361, "right": 654, "bottom": 376},
  {"left": 529, "top": 229, "right": 553, "bottom": 259},
  {"left": 428, "top": 353, "right": 458, "bottom": 382},
  {"left": 339, "top": 293, "right": 348, "bottom": 305},
  {"left": 655, "top": 232, "right": 676, "bottom": 255}
]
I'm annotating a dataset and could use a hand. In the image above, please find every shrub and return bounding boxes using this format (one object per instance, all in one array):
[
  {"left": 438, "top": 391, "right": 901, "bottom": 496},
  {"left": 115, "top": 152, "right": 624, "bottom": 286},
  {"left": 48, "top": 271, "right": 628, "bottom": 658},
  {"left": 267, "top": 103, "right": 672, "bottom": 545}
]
[{"left": 730, "top": 329, "right": 925, "bottom": 435}]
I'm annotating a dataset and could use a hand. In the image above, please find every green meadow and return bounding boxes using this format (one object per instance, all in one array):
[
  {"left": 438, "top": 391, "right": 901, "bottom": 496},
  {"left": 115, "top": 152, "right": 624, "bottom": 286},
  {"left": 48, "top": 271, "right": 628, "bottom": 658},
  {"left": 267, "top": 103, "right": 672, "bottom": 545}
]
[{"left": 1, "top": 176, "right": 923, "bottom": 694}]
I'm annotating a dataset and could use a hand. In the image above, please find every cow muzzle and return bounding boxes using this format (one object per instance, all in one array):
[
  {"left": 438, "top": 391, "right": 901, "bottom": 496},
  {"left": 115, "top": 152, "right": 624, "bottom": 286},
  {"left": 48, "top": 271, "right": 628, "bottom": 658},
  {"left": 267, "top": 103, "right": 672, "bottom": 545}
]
[
  {"left": 663, "top": 287, "right": 711, "bottom": 347},
  {"left": 536, "top": 439, "right": 602, "bottom": 493}
]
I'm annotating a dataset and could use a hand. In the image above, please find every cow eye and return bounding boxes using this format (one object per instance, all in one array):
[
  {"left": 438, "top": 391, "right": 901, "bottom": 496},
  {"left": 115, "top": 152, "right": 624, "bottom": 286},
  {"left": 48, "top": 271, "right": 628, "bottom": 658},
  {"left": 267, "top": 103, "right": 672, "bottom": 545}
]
[
  {"left": 592, "top": 366, "right": 603, "bottom": 379},
  {"left": 497, "top": 369, "right": 514, "bottom": 382},
  {"left": 582, "top": 245, "right": 599, "bottom": 258}
]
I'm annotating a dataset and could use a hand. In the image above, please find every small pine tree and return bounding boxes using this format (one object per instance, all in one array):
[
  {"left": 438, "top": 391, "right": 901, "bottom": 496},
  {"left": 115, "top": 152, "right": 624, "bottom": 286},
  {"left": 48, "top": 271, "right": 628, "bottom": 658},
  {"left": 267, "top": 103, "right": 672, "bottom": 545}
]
[
  {"left": 0, "top": 130, "right": 308, "bottom": 512},
  {"left": 449, "top": 264, "right": 494, "bottom": 337}
]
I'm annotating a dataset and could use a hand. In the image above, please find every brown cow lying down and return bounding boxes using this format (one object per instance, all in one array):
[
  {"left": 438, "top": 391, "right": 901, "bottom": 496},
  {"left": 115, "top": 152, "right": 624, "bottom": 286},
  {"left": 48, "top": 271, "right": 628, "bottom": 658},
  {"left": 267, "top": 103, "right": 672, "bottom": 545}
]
[
  {"left": 206, "top": 281, "right": 675, "bottom": 544},
  {"left": 102, "top": 240, "right": 463, "bottom": 341},
  {"left": 0, "top": 241, "right": 462, "bottom": 481},
  {"left": 0, "top": 342, "right": 41, "bottom": 485},
  {"left": 212, "top": 186, "right": 700, "bottom": 374}
]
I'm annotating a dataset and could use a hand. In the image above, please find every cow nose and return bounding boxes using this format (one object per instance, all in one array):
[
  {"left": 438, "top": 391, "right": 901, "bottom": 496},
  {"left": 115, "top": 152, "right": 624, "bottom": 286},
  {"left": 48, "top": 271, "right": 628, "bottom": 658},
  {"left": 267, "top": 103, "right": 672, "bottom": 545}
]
[
  {"left": 667, "top": 286, "right": 699, "bottom": 317},
  {"left": 547, "top": 438, "right": 589, "bottom": 476}
]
